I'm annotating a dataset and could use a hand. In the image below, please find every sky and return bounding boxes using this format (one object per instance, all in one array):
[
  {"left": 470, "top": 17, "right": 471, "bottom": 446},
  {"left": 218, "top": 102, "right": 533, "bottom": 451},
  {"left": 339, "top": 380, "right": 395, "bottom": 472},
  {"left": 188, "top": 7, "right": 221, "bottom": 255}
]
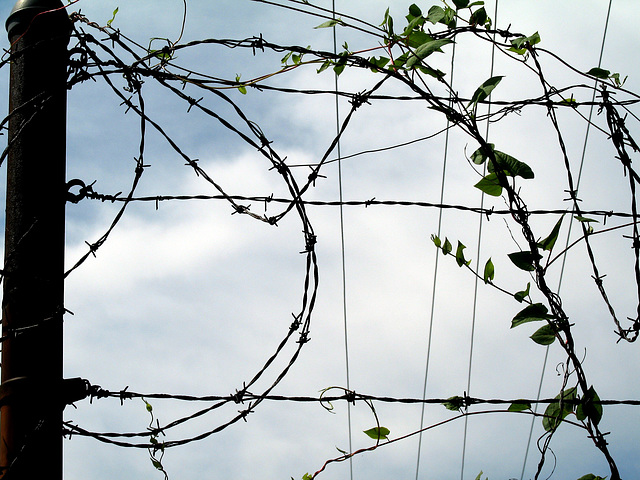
[{"left": 0, "top": 0, "right": 640, "bottom": 479}]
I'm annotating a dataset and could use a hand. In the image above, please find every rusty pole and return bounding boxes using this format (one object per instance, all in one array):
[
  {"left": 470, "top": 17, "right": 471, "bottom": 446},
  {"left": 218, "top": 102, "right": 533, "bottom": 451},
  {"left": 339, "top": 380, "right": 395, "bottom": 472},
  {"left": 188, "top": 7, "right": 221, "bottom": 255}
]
[{"left": 1, "top": 0, "right": 71, "bottom": 478}]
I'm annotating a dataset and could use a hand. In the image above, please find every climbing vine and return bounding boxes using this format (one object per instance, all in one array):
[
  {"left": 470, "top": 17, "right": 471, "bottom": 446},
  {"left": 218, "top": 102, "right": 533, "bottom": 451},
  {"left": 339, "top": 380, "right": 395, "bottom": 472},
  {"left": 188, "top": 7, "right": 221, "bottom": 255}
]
[
  {"left": 266, "top": 2, "right": 637, "bottom": 479},
  {"left": 2, "top": 1, "right": 637, "bottom": 479}
]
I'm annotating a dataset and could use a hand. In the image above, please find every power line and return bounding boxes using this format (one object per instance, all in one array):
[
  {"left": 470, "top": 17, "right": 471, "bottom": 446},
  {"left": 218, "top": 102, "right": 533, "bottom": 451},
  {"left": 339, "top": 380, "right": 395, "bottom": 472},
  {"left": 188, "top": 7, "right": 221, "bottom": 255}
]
[
  {"left": 415, "top": 18, "right": 460, "bottom": 480},
  {"left": 332, "top": 1, "right": 354, "bottom": 478}
]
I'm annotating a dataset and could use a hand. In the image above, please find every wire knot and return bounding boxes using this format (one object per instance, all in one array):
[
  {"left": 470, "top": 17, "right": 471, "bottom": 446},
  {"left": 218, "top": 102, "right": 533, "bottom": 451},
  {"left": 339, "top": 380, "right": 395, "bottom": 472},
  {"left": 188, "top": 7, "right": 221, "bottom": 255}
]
[{"left": 350, "top": 91, "right": 371, "bottom": 109}]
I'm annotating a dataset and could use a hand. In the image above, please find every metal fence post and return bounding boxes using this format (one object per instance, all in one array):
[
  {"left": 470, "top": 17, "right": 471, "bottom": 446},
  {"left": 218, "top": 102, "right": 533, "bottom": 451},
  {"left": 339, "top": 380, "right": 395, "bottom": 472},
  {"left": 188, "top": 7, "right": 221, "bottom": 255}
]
[{"left": 1, "top": 1, "right": 71, "bottom": 478}]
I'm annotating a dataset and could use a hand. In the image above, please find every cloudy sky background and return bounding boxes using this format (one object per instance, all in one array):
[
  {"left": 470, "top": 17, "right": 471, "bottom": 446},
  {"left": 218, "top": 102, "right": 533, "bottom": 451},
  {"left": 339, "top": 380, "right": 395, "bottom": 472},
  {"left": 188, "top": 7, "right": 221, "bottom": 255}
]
[{"left": 1, "top": 0, "right": 640, "bottom": 479}]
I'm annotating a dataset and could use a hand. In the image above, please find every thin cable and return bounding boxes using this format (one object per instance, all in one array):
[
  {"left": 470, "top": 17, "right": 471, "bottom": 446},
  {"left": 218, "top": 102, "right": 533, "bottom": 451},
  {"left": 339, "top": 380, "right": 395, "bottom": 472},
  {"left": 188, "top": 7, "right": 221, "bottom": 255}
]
[
  {"left": 519, "top": 1, "right": 614, "bottom": 478},
  {"left": 332, "top": 2, "right": 353, "bottom": 479},
  {"left": 460, "top": 2, "right": 499, "bottom": 479},
  {"left": 415, "top": 32, "right": 458, "bottom": 480}
]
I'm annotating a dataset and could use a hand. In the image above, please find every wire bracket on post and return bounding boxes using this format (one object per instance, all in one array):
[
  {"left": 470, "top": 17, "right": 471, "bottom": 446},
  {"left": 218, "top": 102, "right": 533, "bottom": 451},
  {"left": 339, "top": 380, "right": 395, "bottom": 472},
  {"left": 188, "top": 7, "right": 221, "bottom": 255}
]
[
  {"left": 65, "top": 178, "right": 87, "bottom": 203},
  {"left": 0, "top": 377, "right": 90, "bottom": 409}
]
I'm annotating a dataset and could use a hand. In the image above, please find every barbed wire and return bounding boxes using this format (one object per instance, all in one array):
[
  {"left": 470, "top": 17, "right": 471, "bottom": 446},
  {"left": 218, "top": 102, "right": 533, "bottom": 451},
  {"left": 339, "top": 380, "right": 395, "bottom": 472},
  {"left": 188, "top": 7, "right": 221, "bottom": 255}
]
[
  {"left": 1, "top": 2, "right": 639, "bottom": 479},
  {"left": 56, "top": 381, "right": 640, "bottom": 450},
  {"left": 86, "top": 383, "right": 640, "bottom": 407},
  {"left": 76, "top": 186, "right": 638, "bottom": 219}
]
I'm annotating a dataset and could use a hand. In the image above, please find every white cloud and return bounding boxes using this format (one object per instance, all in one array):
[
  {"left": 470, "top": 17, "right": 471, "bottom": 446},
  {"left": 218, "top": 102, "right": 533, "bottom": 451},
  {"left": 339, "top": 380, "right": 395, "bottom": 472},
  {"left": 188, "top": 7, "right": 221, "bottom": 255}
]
[{"left": 1, "top": 1, "right": 639, "bottom": 479}]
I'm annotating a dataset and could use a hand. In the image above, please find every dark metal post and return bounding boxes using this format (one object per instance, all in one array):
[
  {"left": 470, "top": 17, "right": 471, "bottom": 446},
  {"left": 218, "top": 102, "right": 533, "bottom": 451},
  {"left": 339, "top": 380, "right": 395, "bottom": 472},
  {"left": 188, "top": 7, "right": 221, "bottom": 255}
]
[{"left": 1, "top": 1, "right": 70, "bottom": 478}]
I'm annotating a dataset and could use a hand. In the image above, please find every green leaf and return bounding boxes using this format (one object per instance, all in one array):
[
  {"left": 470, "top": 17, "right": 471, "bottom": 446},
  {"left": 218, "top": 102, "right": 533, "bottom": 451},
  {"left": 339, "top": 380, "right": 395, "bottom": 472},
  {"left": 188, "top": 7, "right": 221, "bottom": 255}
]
[
  {"left": 443, "top": 396, "right": 465, "bottom": 411},
  {"left": 403, "top": 15, "right": 425, "bottom": 35},
  {"left": 526, "top": 32, "right": 541, "bottom": 46},
  {"left": 145, "top": 401, "right": 153, "bottom": 412},
  {"left": 511, "top": 303, "right": 551, "bottom": 328},
  {"left": 314, "top": 18, "right": 343, "bottom": 29},
  {"left": 452, "top": 0, "right": 469, "bottom": 8},
  {"left": 542, "top": 387, "right": 577, "bottom": 432},
  {"left": 455, "top": 241, "right": 470, "bottom": 267},
  {"left": 472, "top": 143, "right": 534, "bottom": 179},
  {"left": 380, "top": 7, "right": 390, "bottom": 26},
  {"left": 235, "top": 74, "right": 247, "bottom": 95},
  {"left": 405, "top": 31, "right": 433, "bottom": 48},
  {"left": 514, "top": 282, "right": 530, "bottom": 303},
  {"left": 281, "top": 51, "right": 293, "bottom": 65},
  {"left": 368, "top": 56, "right": 390, "bottom": 71},
  {"left": 474, "top": 173, "right": 502, "bottom": 196},
  {"left": 333, "top": 55, "right": 348, "bottom": 75},
  {"left": 576, "top": 386, "right": 603, "bottom": 426},
  {"left": 107, "top": 7, "right": 119, "bottom": 27},
  {"left": 416, "top": 65, "right": 446, "bottom": 79},
  {"left": 488, "top": 151, "right": 534, "bottom": 179},
  {"left": 510, "top": 38, "right": 526, "bottom": 49},
  {"left": 511, "top": 32, "right": 541, "bottom": 50},
  {"left": 148, "top": 49, "right": 172, "bottom": 62},
  {"left": 380, "top": 7, "right": 394, "bottom": 36},
  {"left": 471, "top": 143, "right": 494, "bottom": 165},
  {"left": 442, "top": 238, "right": 452, "bottom": 256},
  {"left": 538, "top": 216, "right": 564, "bottom": 251},
  {"left": 508, "top": 251, "right": 541, "bottom": 271},
  {"left": 530, "top": 324, "right": 557, "bottom": 345},
  {"left": 508, "top": 47, "right": 527, "bottom": 55},
  {"left": 408, "top": 3, "right": 422, "bottom": 18},
  {"left": 442, "top": 7, "right": 457, "bottom": 28},
  {"left": 468, "top": 76, "right": 504, "bottom": 108},
  {"left": 543, "top": 402, "right": 564, "bottom": 432},
  {"left": 392, "top": 52, "right": 409, "bottom": 69},
  {"left": 431, "top": 234, "right": 441, "bottom": 248},
  {"left": 317, "top": 60, "right": 332, "bottom": 74},
  {"left": 302, "top": 474, "right": 313, "bottom": 480},
  {"left": 587, "top": 67, "right": 611, "bottom": 79},
  {"left": 151, "top": 459, "right": 163, "bottom": 470},
  {"left": 363, "top": 426, "right": 390, "bottom": 440},
  {"left": 483, "top": 258, "right": 494, "bottom": 283},
  {"left": 406, "top": 38, "right": 453, "bottom": 68},
  {"left": 610, "top": 72, "right": 627, "bottom": 87},
  {"left": 508, "top": 46, "right": 527, "bottom": 56},
  {"left": 335, "top": 446, "right": 348, "bottom": 455},
  {"left": 508, "top": 401, "right": 532, "bottom": 412},
  {"left": 469, "top": 6, "right": 487, "bottom": 26},
  {"left": 426, "top": 5, "right": 446, "bottom": 24},
  {"left": 574, "top": 215, "right": 599, "bottom": 223},
  {"left": 576, "top": 474, "right": 607, "bottom": 480}
]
